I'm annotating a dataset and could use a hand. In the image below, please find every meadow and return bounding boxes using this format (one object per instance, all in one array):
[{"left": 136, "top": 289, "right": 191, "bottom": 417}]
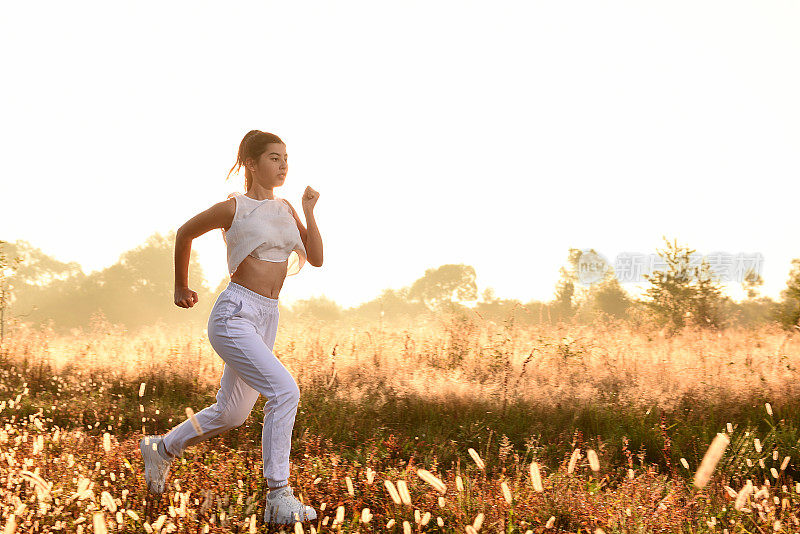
[{"left": 2, "top": 309, "right": 800, "bottom": 533}]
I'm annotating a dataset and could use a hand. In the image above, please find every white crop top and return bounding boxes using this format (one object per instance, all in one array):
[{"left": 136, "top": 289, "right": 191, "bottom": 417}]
[{"left": 222, "top": 192, "right": 307, "bottom": 277}]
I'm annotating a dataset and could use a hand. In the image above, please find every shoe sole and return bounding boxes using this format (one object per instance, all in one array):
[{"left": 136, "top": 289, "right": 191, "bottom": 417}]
[{"left": 263, "top": 505, "right": 316, "bottom": 524}]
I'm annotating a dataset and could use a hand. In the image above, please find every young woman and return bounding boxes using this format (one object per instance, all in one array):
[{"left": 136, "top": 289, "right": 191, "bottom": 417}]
[{"left": 139, "top": 130, "right": 323, "bottom": 525}]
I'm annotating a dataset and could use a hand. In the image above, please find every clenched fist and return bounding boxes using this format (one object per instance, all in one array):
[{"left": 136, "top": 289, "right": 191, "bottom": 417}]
[
  {"left": 301, "top": 186, "right": 320, "bottom": 212},
  {"left": 175, "top": 286, "right": 198, "bottom": 308}
]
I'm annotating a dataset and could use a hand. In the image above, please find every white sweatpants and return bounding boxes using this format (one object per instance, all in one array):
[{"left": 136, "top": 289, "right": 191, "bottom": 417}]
[{"left": 162, "top": 281, "right": 300, "bottom": 484}]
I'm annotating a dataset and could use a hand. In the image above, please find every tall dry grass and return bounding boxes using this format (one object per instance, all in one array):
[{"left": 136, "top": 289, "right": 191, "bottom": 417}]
[{"left": 2, "top": 311, "right": 800, "bottom": 533}]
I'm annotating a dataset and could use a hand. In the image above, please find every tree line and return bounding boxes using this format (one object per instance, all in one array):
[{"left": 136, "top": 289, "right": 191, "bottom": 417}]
[{"left": 0, "top": 234, "right": 798, "bottom": 337}]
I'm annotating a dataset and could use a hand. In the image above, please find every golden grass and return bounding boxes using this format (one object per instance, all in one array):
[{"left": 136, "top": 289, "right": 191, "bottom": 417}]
[{"left": 2, "top": 315, "right": 800, "bottom": 532}]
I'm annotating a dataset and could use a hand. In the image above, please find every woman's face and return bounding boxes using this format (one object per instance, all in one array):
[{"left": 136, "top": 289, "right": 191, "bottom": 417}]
[{"left": 249, "top": 143, "right": 288, "bottom": 186}]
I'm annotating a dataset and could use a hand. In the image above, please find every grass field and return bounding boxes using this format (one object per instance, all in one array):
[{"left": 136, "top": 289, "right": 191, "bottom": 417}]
[{"left": 2, "top": 311, "right": 800, "bottom": 533}]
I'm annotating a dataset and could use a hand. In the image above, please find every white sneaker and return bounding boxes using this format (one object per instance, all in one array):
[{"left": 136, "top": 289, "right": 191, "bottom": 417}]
[
  {"left": 263, "top": 486, "right": 317, "bottom": 524},
  {"left": 139, "top": 435, "right": 173, "bottom": 494}
]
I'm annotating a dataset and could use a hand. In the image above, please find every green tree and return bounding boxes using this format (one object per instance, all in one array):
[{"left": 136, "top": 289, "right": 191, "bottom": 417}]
[{"left": 641, "top": 237, "right": 727, "bottom": 333}]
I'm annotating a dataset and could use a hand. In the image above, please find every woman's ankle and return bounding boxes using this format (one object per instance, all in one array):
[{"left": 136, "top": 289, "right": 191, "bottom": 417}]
[{"left": 267, "top": 480, "right": 288, "bottom": 491}]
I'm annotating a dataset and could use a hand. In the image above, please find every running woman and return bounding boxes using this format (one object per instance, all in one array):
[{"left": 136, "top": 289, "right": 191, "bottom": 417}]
[{"left": 139, "top": 130, "right": 323, "bottom": 525}]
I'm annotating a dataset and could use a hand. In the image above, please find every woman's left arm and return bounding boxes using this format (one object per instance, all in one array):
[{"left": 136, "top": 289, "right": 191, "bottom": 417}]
[{"left": 287, "top": 186, "right": 323, "bottom": 267}]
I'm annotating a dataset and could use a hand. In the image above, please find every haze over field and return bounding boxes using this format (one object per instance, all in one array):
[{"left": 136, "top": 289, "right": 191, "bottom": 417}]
[{"left": 1, "top": 1, "right": 798, "bottom": 310}]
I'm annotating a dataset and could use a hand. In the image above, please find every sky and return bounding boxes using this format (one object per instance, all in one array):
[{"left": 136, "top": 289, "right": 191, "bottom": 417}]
[{"left": 1, "top": 1, "right": 798, "bottom": 309}]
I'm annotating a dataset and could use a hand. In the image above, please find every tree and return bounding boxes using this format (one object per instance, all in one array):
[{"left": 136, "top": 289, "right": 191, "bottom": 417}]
[
  {"left": 641, "top": 237, "right": 727, "bottom": 333},
  {"left": 776, "top": 258, "right": 800, "bottom": 330},
  {"left": 0, "top": 241, "right": 24, "bottom": 344},
  {"left": 4, "top": 232, "right": 214, "bottom": 333},
  {"left": 408, "top": 264, "right": 478, "bottom": 311},
  {"left": 551, "top": 248, "right": 586, "bottom": 320},
  {"left": 590, "top": 276, "right": 633, "bottom": 319},
  {"left": 742, "top": 267, "right": 764, "bottom": 300},
  {"left": 288, "top": 295, "right": 343, "bottom": 323}
]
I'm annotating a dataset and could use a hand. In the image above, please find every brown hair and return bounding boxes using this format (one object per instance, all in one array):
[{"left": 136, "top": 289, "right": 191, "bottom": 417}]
[{"left": 225, "top": 130, "right": 285, "bottom": 192}]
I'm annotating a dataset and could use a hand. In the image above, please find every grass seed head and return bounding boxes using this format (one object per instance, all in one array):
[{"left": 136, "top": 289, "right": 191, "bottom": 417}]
[
  {"left": 185, "top": 407, "right": 204, "bottom": 436},
  {"left": 694, "top": 433, "right": 731, "bottom": 489},
  {"left": 587, "top": 449, "right": 600, "bottom": 472},
  {"left": 567, "top": 448, "right": 580, "bottom": 474},
  {"left": 417, "top": 469, "right": 447, "bottom": 493},
  {"left": 473, "top": 512, "right": 485, "bottom": 531},
  {"left": 92, "top": 512, "right": 108, "bottom": 534},
  {"left": 501, "top": 481, "right": 512, "bottom": 504},
  {"left": 468, "top": 448, "right": 485, "bottom": 470},
  {"left": 384, "top": 480, "right": 401, "bottom": 505},
  {"left": 529, "top": 462, "right": 543, "bottom": 492},
  {"left": 397, "top": 480, "right": 412, "bottom": 505}
]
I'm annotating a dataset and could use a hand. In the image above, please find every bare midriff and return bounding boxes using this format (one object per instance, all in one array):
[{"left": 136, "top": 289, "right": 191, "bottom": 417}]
[{"left": 229, "top": 254, "right": 288, "bottom": 300}]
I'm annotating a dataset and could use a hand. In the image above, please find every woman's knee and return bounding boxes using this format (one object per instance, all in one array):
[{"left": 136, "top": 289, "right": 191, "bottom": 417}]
[
  {"left": 218, "top": 404, "right": 251, "bottom": 429},
  {"left": 268, "top": 380, "right": 300, "bottom": 408}
]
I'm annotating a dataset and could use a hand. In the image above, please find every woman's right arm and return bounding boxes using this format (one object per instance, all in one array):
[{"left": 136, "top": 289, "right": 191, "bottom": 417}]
[{"left": 174, "top": 199, "right": 235, "bottom": 308}]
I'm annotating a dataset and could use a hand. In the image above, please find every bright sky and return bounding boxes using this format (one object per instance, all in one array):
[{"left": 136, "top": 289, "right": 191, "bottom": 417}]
[{"left": 1, "top": 1, "right": 798, "bottom": 309}]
